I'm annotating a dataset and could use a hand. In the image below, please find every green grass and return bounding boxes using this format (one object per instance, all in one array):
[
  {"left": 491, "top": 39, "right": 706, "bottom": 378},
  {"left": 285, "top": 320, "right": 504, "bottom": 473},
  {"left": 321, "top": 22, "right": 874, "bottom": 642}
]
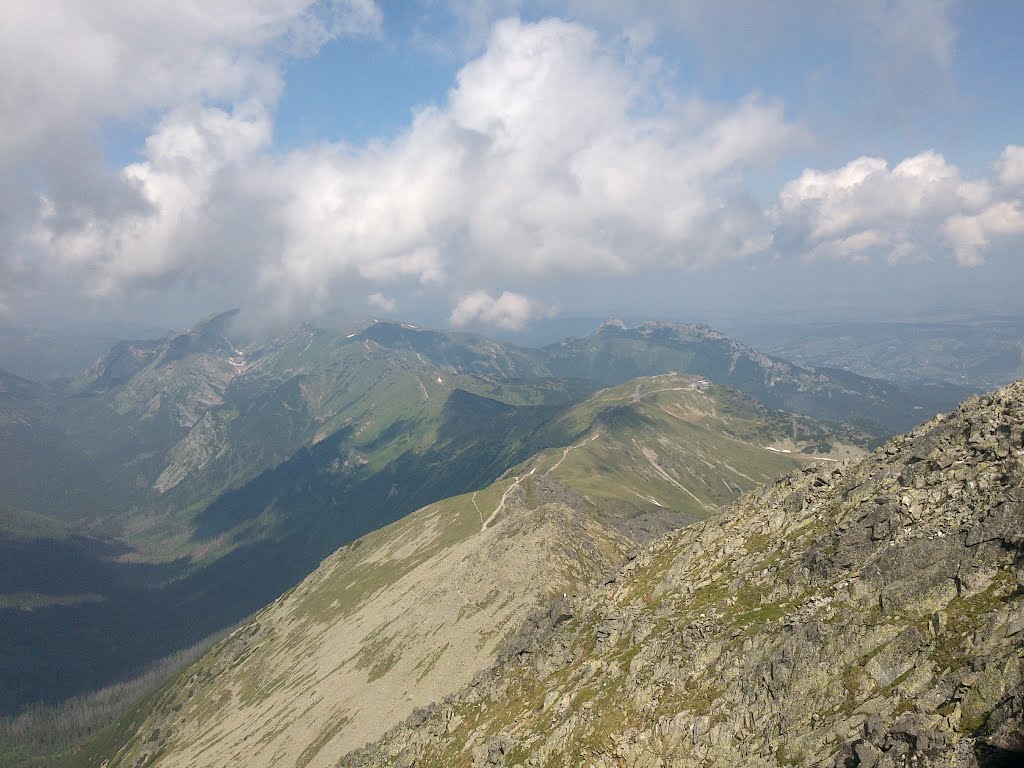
[{"left": 290, "top": 492, "right": 484, "bottom": 627}]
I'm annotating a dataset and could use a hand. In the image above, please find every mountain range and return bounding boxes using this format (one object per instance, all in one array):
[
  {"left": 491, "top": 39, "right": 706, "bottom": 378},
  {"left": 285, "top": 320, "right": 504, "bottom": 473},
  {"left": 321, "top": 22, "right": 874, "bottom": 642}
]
[
  {"left": 0, "top": 312, "right": 982, "bottom": 766},
  {"left": 43, "top": 363, "right": 1023, "bottom": 768}
]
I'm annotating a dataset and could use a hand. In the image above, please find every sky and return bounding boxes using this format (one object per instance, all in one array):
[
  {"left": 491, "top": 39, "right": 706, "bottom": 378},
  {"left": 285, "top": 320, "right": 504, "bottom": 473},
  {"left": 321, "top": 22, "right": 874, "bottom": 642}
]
[{"left": 1, "top": 0, "right": 1022, "bottom": 336}]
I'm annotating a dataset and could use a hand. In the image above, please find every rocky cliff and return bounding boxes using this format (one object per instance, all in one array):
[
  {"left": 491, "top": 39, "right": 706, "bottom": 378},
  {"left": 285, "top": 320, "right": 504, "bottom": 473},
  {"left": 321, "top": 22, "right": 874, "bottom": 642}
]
[{"left": 342, "top": 381, "right": 1024, "bottom": 767}]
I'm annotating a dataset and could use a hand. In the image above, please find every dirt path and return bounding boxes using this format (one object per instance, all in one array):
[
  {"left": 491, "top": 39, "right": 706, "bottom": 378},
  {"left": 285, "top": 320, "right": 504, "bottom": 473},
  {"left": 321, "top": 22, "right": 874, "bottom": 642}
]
[
  {"left": 471, "top": 492, "right": 483, "bottom": 527},
  {"left": 482, "top": 469, "right": 535, "bottom": 530},
  {"left": 547, "top": 432, "right": 602, "bottom": 475},
  {"left": 631, "top": 385, "right": 699, "bottom": 403}
]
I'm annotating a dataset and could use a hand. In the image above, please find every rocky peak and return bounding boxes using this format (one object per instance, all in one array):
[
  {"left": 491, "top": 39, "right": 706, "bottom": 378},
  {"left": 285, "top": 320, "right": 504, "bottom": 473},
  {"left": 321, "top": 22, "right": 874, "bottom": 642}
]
[
  {"left": 154, "top": 309, "right": 241, "bottom": 367},
  {"left": 74, "top": 338, "right": 162, "bottom": 392},
  {"left": 589, "top": 317, "right": 629, "bottom": 335}
]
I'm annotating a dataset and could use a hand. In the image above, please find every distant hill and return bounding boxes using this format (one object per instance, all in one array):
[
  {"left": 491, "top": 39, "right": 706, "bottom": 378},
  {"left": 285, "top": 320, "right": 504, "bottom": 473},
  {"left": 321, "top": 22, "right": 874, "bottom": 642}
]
[
  {"left": 731, "top": 317, "right": 1024, "bottom": 391},
  {"left": 541, "top": 319, "right": 971, "bottom": 432}
]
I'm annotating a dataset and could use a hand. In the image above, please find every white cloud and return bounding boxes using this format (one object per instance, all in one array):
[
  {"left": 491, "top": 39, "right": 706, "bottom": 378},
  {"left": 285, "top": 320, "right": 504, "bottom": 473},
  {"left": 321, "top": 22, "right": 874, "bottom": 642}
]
[
  {"left": 449, "top": 290, "right": 553, "bottom": 330},
  {"left": 368, "top": 292, "right": 397, "bottom": 312},
  {"left": 0, "top": 1, "right": 379, "bottom": 300},
  {"left": 9, "top": 8, "right": 1018, "bottom": 328},
  {"left": 22, "top": 16, "right": 800, "bottom": 325},
  {"left": 945, "top": 202, "right": 1024, "bottom": 267},
  {"left": 773, "top": 149, "right": 1024, "bottom": 266},
  {"left": 0, "top": 1, "right": 380, "bottom": 139},
  {"left": 28, "top": 103, "right": 274, "bottom": 292},
  {"left": 998, "top": 145, "right": 1024, "bottom": 188}
]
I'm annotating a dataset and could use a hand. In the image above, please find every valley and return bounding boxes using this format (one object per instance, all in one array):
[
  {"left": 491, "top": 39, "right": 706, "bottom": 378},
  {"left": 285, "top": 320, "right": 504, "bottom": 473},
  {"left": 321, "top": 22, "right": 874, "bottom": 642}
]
[
  {"left": 43, "top": 375, "right": 862, "bottom": 768},
  {"left": 7, "top": 7, "right": 1023, "bottom": 767},
  {"left": 0, "top": 313, "right": 984, "bottom": 767}
]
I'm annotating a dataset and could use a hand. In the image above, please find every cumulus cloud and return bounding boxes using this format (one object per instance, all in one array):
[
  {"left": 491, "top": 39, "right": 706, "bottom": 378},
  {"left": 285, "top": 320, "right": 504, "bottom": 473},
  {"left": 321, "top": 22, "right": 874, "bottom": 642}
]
[
  {"left": 368, "top": 292, "right": 397, "bottom": 312},
  {"left": 0, "top": 1, "right": 379, "bottom": 299},
  {"left": 449, "top": 290, "right": 553, "bottom": 330},
  {"left": 0, "top": 0, "right": 380, "bottom": 143},
  {"left": 773, "top": 149, "right": 1024, "bottom": 266},
  {"left": 7, "top": 7, "right": 1020, "bottom": 329},
  {"left": 28, "top": 103, "right": 274, "bottom": 292},
  {"left": 20, "top": 16, "right": 800, "bottom": 324},
  {"left": 945, "top": 202, "right": 1024, "bottom": 267}
]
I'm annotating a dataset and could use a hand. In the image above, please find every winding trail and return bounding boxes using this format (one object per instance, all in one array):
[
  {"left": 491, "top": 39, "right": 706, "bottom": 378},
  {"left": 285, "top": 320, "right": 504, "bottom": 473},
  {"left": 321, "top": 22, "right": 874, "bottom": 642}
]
[
  {"left": 482, "top": 469, "right": 535, "bottom": 530},
  {"left": 471, "top": 492, "right": 483, "bottom": 527},
  {"left": 629, "top": 383, "right": 703, "bottom": 404},
  {"left": 547, "top": 432, "right": 602, "bottom": 475}
]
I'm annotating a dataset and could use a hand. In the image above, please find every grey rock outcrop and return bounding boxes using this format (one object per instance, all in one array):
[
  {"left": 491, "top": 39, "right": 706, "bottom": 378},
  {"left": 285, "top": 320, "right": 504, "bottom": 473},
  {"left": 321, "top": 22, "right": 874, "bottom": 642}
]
[{"left": 341, "top": 381, "right": 1024, "bottom": 768}]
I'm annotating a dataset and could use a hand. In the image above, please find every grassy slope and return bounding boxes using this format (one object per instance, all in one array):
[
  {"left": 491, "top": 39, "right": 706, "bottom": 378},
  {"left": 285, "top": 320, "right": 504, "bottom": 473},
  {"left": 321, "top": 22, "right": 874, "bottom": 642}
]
[
  {"left": 0, "top": 377, "right": 575, "bottom": 719},
  {"left": 52, "top": 478, "right": 631, "bottom": 768},
  {"left": 49, "top": 374, "right": 866, "bottom": 768},
  {"left": 517, "top": 374, "right": 865, "bottom": 537}
]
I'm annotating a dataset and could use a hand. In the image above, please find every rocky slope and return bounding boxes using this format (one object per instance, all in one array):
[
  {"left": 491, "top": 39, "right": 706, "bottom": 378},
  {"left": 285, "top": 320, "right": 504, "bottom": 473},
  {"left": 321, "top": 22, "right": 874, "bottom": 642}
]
[
  {"left": 0, "top": 311, "right": 956, "bottom": 725},
  {"left": 50, "top": 375, "right": 863, "bottom": 768},
  {"left": 343, "top": 380, "right": 1024, "bottom": 767}
]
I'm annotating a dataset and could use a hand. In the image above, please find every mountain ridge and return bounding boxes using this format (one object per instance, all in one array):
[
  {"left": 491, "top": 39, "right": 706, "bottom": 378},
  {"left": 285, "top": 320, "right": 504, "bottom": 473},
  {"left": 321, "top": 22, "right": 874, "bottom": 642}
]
[
  {"left": 42, "top": 376, "right": 864, "bottom": 768},
  {"left": 0, "top": 314, "right": 968, "bottom": 729},
  {"left": 341, "top": 379, "right": 1024, "bottom": 768}
]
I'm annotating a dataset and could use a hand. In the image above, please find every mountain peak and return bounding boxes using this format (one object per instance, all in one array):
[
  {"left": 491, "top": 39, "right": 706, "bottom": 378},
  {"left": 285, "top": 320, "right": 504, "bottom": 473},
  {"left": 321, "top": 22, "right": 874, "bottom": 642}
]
[
  {"left": 637, "top": 319, "right": 723, "bottom": 339},
  {"left": 589, "top": 317, "right": 628, "bottom": 334},
  {"left": 0, "top": 367, "right": 41, "bottom": 398},
  {"left": 188, "top": 308, "right": 240, "bottom": 335}
]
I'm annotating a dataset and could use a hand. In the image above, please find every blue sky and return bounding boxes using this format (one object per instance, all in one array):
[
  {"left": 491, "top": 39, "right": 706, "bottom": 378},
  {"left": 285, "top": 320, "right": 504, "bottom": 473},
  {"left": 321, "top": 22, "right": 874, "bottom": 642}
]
[{"left": 1, "top": 1, "right": 1021, "bottom": 334}]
